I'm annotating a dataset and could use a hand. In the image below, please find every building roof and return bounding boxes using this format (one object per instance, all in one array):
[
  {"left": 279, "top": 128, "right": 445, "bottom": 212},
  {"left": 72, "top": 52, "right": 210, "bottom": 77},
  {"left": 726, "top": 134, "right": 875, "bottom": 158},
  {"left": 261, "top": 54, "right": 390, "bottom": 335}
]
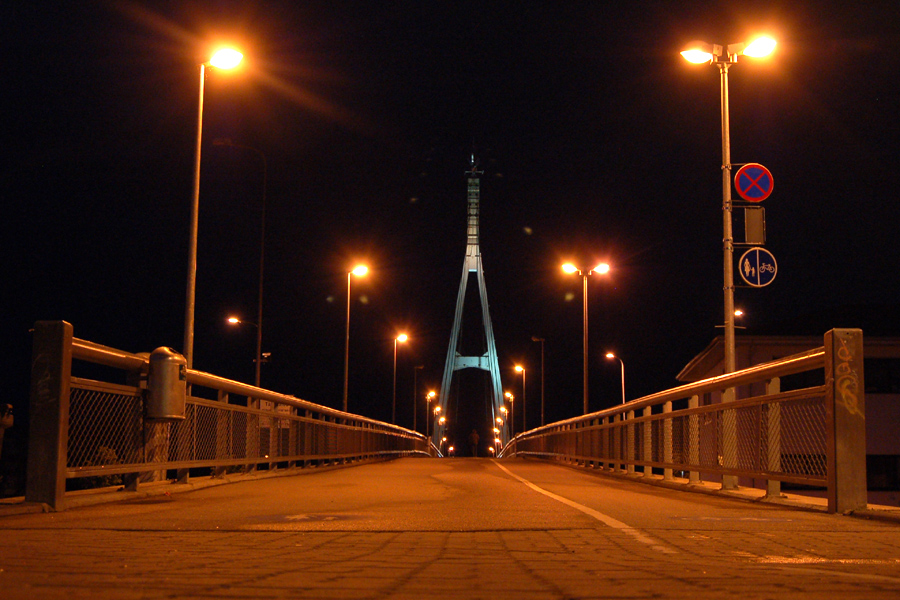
[{"left": 676, "top": 332, "right": 900, "bottom": 383}]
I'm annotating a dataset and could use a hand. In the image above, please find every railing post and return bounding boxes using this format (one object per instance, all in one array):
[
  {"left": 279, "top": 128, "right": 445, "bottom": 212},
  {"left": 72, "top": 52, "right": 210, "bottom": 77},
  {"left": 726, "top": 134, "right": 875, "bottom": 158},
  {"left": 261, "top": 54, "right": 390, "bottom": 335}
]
[
  {"left": 663, "top": 400, "right": 673, "bottom": 481},
  {"left": 825, "top": 328, "right": 866, "bottom": 513},
  {"left": 721, "top": 387, "right": 738, "bottom": 490},
  {"left": 764, "top": 378, "right": 783, "bottom": 499},
  {"left": 27, "top": 321, "right": 73, "bottom": 510},
  {"left": 288, "top": 406, "right": 298, "bottom": 468},
  {"left": 688, "top": 395, "right": 700, "bottom": 485},
  {"left": 213, "top": 389, "right": 230, "bottom": 478},
  {"left": 642, "top": 406, "right": 652, "bottom": 477},
  {"left": 175, "top": 401, "right": 191, "bottom": 484},
  {"left": 613, "top": 413, "right": 623, "bottom": 472},
  {"left": 626, "top": 409, "right": 635, "bottom": 475}
]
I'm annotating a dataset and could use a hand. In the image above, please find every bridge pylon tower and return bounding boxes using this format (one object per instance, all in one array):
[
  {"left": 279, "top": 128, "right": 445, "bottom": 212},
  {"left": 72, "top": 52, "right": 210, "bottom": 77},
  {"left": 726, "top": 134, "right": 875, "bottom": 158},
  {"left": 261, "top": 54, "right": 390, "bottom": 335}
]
[{"left": 434, "top": 155, "right": 507, "bottom": 450}]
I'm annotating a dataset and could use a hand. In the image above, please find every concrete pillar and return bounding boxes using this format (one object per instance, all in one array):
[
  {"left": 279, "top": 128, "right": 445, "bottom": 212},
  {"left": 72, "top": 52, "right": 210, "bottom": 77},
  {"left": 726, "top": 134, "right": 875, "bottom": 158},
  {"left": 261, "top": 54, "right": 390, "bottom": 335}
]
[
  {"left": 825, "top": 329, "right": 866, "bottom": 513},
  {"left": 27, "top": 321, "right": 73, "bottom": 510}
]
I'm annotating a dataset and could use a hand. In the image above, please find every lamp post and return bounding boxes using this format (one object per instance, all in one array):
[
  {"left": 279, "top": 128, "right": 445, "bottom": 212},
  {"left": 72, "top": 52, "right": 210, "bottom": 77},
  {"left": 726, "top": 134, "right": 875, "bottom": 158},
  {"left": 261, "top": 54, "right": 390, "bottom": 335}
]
[
  {"left": 392, "top": 333, "right": 408, "bottom": 425},
  {"left": 183, "top": 47, "right": 243, "bottom": 372},
  {"left": 681, "top": 36, "right": 775, "bottom": 377},
  {"left": 504, "top": 392, "right": 515, "bottom": 437},
  {"left": 531, "top": 336, "right": 545, "bottom": 425},
  {"left": 412, "top": 366, "right": 424, "bottom": 432},
  {"left": 431, "top": 405, "right": 441, "bottom": 440},
  {"left": 343, "top": 265, "right": 368, "bottom": 412},
  {"left": 562, "top": 262, "right": 610, "bottom": 414},
  {"left": 215, "top": 139, "right": 266, "bottom": 387},
  {"left": 424, "top": 390, "right": 436, "bottom": 437},
  {"left": 605, "top": 352, "right": 625, "bottom": 404},
  {"left": 226, "top": 316, "right": 261, "bottom": 382},
  {"left": 514, "top": 365, "right": 526, "bottom": 432}
]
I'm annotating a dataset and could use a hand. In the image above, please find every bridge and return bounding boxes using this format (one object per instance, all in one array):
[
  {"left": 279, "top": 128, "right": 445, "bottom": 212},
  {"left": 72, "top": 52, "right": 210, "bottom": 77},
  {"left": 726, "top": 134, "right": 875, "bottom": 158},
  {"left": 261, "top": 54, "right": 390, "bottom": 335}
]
[{"left": 4, "top": 321, "right": 900, "bottom": 597}]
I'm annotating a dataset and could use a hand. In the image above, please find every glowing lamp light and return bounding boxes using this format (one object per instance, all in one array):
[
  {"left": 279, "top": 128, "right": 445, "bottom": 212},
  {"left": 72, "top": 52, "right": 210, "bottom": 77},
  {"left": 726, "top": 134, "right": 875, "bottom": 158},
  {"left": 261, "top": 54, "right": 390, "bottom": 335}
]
[
  {"left": 561, "top": 263, "right": 578, "bottom": 274},
  {"left": 210, "top": 48, "right": 243, "bottom": 69},
  {"left": 351, "top": 265, "right": 368, "bottom": 277},
  {"left": 681, "top": 48, "right": 713, "bottom": 64},
  {"left": 742, "top": 36, "right": 776, "bottom": 58}
]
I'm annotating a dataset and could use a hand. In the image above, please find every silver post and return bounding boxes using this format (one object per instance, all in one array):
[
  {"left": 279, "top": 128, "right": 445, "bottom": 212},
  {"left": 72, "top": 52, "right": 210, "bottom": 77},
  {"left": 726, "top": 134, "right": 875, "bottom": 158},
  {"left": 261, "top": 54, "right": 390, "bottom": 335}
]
[
  {"left": 343, "top": 271, "right": 351, "bottom": 412},
  {"left": 183, "top": 63, "right": 205, "bottom": 371}
]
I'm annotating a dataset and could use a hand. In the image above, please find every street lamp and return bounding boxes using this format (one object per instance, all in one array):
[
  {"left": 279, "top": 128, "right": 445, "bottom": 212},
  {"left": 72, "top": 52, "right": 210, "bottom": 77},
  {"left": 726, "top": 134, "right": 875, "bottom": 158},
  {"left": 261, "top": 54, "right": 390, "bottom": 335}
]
[
  {"left": 392, "top": 333, "right": 408, "bottom": 424},
  {"left": 504, "top": 391, "right": 515, "bottom": 437},
  {"left": 562, "top": 262, "right": 610, "bottom": 414},
  {"left": 605, "top": 352, "right": 625, "bottom": 404},
  {"left": 681, "top": 36, "right": 775, "bottom": 377},
  {"left": 412, "top": 366, "right": 424, "bottom": 432},
  {"left": 531, "top": 336, "right": 545, "bottom": 426},
  {"left": 515, "top": 365, "right": 526, "bottom": 432},
  {"left": 432, "top": 405, "right": 442, "bottom": 441},
  {"left": 343, "top": 264, "right": 368, "bottom": 412},
  {"left": 425, "top": 391, "right": 436, "bottom": 437},
  {"left": 214, "top": 139, "right": 267, "bottom": 387},
  {"left": 183, "top": 47, "right": 244, "bottom": 372}
]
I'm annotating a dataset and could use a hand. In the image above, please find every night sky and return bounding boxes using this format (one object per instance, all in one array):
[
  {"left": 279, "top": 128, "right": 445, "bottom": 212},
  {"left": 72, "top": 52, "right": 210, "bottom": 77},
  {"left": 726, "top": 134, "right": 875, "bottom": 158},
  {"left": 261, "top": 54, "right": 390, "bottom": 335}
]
[{"left": 4, "top": 1, "right": 900, "bottom": 457}]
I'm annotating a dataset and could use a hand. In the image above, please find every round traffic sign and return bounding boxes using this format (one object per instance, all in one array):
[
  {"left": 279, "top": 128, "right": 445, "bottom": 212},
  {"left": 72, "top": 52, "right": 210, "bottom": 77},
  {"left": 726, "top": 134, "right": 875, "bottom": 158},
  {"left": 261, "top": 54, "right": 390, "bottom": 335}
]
[
  {"left": 739, "top": 248, "right": 777, "bottom": 287},
  {"left": 734, "top": 163, "right": 774, "bottom": 202}
]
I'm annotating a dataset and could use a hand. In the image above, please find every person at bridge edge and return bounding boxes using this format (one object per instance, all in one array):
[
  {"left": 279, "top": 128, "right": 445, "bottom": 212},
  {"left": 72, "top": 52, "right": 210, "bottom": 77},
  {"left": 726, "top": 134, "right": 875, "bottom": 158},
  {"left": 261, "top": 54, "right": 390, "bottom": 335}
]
[{"left": 468, "top": 429, "right": 480, "bottom": 457}]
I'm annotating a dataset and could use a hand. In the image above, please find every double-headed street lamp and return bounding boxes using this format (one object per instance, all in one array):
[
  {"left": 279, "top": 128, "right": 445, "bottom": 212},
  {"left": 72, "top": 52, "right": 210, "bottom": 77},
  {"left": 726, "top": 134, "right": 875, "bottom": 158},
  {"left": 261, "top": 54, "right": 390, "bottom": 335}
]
[
  {"left": 562, "top": 262, "right": 610, "bottom": 414},
  {"left": 605, "top": 352, "right": 625, "bottom": 405},
  {"left": 392, "top": 333, "right": 408, "bottom": 424},
  {"left": 681, "top": 36, "right": 775, "bottom": 377},
  {"left": 343, "top": 265, "right": 368, "bottom": 412},
  {"left": 183, "top": 47, "right": 244, "bottom": 372}
]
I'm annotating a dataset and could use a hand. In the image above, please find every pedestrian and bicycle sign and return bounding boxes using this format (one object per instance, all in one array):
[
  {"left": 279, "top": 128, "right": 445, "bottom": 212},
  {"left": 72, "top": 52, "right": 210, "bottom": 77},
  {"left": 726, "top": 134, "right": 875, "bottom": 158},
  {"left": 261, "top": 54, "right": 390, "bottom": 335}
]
[
  {"left": 739, "top": 247, "right": 777, "bottom": 287},
  {"left": 734, "top": 163, "right": 774, "bottom": 202}
]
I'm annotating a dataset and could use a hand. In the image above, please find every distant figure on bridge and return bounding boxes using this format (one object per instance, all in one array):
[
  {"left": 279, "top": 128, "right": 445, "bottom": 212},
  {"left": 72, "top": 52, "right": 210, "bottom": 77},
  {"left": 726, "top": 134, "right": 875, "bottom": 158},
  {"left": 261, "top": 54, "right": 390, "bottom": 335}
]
[{"left": 468, "top": 429, "right": 480, "bottom": 457}]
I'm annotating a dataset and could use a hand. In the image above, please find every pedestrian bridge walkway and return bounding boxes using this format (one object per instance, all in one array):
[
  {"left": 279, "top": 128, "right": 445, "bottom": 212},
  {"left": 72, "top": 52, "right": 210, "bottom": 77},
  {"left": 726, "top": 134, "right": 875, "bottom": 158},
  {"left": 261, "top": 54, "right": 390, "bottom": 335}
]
[
  {"left": 3, "top": 457, "right": 900, "bottom": 599},
  {"left": 12, "top": 322, "right": 900, "bottom": 596}
]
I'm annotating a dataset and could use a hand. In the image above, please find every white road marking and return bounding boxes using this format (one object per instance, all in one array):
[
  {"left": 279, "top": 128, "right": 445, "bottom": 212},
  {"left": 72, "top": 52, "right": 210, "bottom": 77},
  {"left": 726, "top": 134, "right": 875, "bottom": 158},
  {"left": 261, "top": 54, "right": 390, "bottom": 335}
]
[{"left": 494, "top": 462, "right": 677, "bottom": 554}]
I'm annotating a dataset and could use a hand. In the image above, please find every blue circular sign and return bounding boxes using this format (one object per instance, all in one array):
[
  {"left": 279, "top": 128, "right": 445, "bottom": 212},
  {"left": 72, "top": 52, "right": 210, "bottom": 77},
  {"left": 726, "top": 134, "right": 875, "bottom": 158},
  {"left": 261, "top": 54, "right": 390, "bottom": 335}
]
[
  {"left": 739, "top": 248, "right": 777, "bottom": 287},
  {"left": 734, "top": 163, "right": 774, "bottom": 202}
]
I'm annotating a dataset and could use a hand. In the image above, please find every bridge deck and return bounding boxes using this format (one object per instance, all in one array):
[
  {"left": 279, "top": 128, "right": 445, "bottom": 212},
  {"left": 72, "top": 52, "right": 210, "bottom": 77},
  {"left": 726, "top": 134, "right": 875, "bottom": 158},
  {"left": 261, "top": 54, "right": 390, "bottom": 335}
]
[{"left": 2, "top": 457, "right": 900, "bottom": 599}]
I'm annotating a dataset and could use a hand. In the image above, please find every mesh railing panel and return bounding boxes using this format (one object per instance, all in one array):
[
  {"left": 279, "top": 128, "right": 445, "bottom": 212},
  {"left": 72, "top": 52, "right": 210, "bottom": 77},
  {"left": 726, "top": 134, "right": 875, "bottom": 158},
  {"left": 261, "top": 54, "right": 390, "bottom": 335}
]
[
  {"left": 66, "top": 382, "right": 427, "bottom": 481},
  {"left": 517, "top": 392, "right": 828, "bottom": 486},
  {"left": 69, "top": 384, "right": 143, "bottom": 469}
]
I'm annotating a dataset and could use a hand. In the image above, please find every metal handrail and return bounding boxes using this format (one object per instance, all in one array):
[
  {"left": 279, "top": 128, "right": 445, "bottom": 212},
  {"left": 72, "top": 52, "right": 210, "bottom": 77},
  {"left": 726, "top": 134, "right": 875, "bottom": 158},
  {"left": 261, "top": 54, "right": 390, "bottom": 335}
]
[
  {"left": 500, "top": 330, "right": 867, "bottom": 515},
  {"left": 71, "top": 337, "right": 419, "bottom": 434},
  {"left": 28, "top": 322, "right": 438, "bottom": 511},
  {"left": 510, "top": 346, "right": 825, "bottom": 441}
]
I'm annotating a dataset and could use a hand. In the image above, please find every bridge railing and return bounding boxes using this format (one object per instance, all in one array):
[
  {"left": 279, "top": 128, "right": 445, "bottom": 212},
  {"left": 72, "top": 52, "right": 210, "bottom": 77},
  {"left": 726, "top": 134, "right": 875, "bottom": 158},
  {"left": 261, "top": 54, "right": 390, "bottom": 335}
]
[
  {"left": 501, "top": 329, "right": 866, "bottom": 514},
  {"left": 27, "top": 321, "right": 435, "bottom": 510}
]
